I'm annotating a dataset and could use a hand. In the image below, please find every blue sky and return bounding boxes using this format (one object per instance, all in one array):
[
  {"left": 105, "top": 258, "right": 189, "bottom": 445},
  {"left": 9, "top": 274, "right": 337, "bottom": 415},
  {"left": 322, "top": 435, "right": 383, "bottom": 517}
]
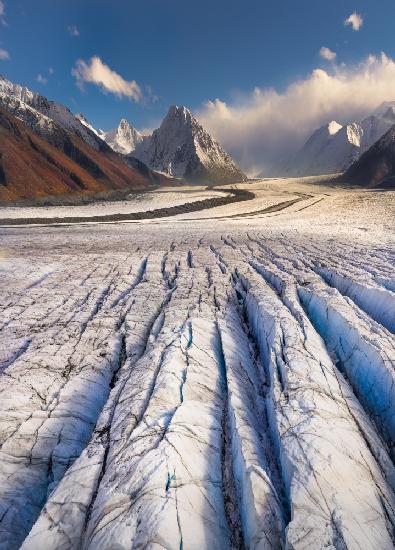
[
  {"left": 0, "top": 1, "right": 393, "bottom": 128},
  {"left": 2, "top": 1, "right": 395, "bottom": 171}
]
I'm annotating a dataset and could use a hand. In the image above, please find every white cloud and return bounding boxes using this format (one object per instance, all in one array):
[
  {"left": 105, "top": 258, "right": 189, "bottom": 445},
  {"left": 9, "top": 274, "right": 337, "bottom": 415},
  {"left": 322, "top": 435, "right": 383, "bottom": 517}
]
[
  {"left": 68, "top": 25, "right": 80, "bottom": 37},
  {"left": 320, "top": 47, "right": 336, "bottom": 61},
  {"left": 36, "top": 73, "right": 47, "bottom": 85},
  {"left": 0, "top": 48, "right": 9, "bottom": 60},
  {"left": 344, "top": 12, "right": 363, "bottom": 31},
  {"left": 198, "top": 53, "right": 395, "bottom": 175},
  {"left": 72, "top": 56, "right": 142, "bottom": 101},
  {"left": 48, "top": 67, "right": 54, "bottom": 75}
]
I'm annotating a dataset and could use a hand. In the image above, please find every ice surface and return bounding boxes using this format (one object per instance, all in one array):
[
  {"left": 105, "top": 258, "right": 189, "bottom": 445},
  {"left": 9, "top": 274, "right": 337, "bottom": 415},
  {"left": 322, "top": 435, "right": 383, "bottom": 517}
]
[{"left": 0, "top": 178, "right": 394, "bottom": 549}]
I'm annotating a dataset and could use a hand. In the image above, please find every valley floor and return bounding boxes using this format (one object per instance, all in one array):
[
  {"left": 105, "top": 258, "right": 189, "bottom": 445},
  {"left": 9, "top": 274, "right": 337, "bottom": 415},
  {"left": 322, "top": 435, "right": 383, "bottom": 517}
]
[{"left": 0, "top": 178, "right": 394, "bottom": 549}]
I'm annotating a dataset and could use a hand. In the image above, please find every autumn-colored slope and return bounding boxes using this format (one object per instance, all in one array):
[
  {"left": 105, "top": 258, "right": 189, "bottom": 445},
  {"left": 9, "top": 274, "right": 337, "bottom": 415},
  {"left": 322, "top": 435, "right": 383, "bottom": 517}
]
[{"left": 0, "top": 107, "right": 150, "bottom": 201}]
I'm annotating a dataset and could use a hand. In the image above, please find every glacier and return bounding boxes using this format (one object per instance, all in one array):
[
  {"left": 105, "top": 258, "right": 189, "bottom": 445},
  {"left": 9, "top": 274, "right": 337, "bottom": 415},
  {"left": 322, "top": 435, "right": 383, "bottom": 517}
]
[{"left": 0, "top": 178, "right": 394, "bottom": 549}]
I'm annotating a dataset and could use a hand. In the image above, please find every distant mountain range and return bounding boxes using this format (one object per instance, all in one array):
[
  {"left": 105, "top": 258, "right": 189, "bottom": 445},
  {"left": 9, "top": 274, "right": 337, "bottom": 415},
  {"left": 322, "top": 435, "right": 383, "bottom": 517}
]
[
  {"left": 0, "top": 74, "right": 246, "bottom": 200},
  {"left": 1, "top": 72, "right": 394, "bottom": 200},
  {"left": 76, "top": 116, "right": 144, "bottom": 156},
  {"left": 261, "top": 103, "right": 395, "bottom": 178},
  {"left": 0, "top": 75, "right": 170, "bottom": 200},
  {"left": 86, "top": 105, "right": 247, "bottom": 184}
]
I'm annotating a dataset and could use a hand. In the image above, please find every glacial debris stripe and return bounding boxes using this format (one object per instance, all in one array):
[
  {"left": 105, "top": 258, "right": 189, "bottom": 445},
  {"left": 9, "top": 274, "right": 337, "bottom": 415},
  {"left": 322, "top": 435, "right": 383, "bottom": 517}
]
[{"left": 0, "top": 231, "right": 394, "bottom": 549}]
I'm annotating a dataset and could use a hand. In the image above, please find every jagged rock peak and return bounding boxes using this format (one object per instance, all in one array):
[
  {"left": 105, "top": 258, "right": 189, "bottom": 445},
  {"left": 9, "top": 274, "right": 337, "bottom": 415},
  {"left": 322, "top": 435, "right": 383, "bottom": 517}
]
[
  {"left": 133, "top": 104, "right": 247, "bottom": 184},
  {"left": 103, "top": 118, "right": 143, "bottom": 155}
]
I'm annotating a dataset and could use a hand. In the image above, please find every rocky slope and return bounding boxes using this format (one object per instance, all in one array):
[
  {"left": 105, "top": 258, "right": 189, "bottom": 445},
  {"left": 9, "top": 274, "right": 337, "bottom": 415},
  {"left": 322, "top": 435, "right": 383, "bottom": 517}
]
[
  {"left": 263, "top": 105, "right": 395, "bottom": 177},
  {"left": 134, "top": 105, "right": 247, "bottom": 183},
  {"left": 75, "top": 113, "right": 106, "bottom": 140},
  {"left": 0, "top": 107, "right": 149, "bottom": 201},
  {"left": 0, "top": 76, "right": 175, "bottom": 199},
  {"left": 0, "top": 75, "right": 106, "bottom": 151},
  {"left": 340, "top": 123, "right": 395, "bottom": 187}
]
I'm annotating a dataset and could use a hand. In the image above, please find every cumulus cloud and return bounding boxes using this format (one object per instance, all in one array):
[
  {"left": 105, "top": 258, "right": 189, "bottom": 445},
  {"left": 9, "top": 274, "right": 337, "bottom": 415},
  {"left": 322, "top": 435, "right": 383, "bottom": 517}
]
[
  {"left": 68, "top": 25, "right": 80, "bottom": 37},
  {"left": 0, "top": 48, "right": 9, "bottom": 60},
  {"left": 36, "top": 73, "right": 47, "bottom": 85},
  {"left": 344, "top": 12, "right": 363, "bottom": 31},
  {"left": 198, "top": 53, "right": 395, "bottom": 175},
  {"left": 72, "top": 56, "right": 142, "bottom": 101},
  {"left": 320, "top": 47, "right": 336, "bottom": 61}
]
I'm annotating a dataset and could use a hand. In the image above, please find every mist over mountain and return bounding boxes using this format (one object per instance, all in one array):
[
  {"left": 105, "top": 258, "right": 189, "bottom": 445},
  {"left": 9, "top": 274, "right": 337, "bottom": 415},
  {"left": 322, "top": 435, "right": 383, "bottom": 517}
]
[
  {"left": 198, "top": 54, "right": 395, "bottom": 175},
  {"left": 262, "top": 104, "right": 395, "bottom": 177}
]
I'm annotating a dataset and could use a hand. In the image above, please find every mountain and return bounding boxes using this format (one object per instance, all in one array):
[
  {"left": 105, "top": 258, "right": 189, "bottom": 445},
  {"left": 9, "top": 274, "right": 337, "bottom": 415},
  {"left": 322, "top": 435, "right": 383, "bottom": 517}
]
[
  {"left": 0, "top": 75, "right": 106, "bottom": 151},
  {"left": 133, "top": 105, "right": 247, "bottom": 184},
  {"left": 102, "top": 119, "right": 143, "bottom": 154},
  {"left": 262, "top": 105, "right": 395, "bottom": 178},
  {"left": 373, "top": 101, "right": 395, "bottom": 118},
  {"left": 75, "top": 113, "right": 106, "bottom": 140},
  {"left": 340, "top": 123, "right": 395, "bottom": 188},
  {"left": 73, "top": 114, "right": 168, "bottom": 184},
  {"left": 74, "top": 114, "right": 144, "bottom": 155},
  {"left": 0, "top": 75, "right": 176, "bottom": 200},
  {"left": 0, "top": 106, "right": 149, "bottom": 201}
]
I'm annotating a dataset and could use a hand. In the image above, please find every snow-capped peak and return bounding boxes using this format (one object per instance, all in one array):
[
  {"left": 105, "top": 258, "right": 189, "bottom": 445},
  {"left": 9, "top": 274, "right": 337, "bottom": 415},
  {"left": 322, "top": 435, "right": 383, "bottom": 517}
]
[
  {"left": 328, "top": 121, "right": 342, "bottom": 135},
  {"left": 345, "top": 122, "right": 363, "bottom": 147},
  {"left": 119, "top": 118, "right": 130, "bottom": 129},
  {"left": 164, "top": 105, "right": 194, "bottom": 126},
  {"left": 102, "top": 119, "right": 143, "bottom": 155},
  {"left": 133, "top": 105, "right": 247, "bottom": 183}
]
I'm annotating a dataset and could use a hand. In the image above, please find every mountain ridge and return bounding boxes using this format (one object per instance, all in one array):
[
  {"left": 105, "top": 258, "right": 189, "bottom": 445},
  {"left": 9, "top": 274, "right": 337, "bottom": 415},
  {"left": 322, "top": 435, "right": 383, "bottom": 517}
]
[
  {"left": 0, "top": 106, "right": 150, "bottom": 201},
  {"left": 0, "top": 76, "right": 171, "bottom": 200}
]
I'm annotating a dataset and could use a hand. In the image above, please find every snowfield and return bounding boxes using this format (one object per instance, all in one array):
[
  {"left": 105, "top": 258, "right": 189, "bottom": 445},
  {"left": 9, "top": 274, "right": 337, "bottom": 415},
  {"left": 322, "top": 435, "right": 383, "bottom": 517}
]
[{"left": 0, "top": 178, "right": 394, "bottom": 550}]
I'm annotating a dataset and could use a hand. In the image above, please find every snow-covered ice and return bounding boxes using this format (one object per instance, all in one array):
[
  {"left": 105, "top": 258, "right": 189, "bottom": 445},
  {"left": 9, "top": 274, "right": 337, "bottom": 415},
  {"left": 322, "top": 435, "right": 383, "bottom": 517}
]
[
  {"left": 0, "top": 178, "right": 394, "bottom": 549},
  {"left": 0, "top": 189, "right": 230, "bottom": 220}
]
